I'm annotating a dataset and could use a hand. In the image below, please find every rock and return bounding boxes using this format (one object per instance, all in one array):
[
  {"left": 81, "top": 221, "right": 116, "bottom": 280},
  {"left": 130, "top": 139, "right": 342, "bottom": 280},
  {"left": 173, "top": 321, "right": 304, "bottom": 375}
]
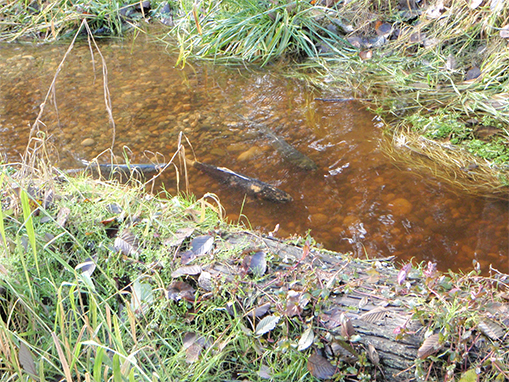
[
  {"left": 81, "top": 138, "right": 95, "bottom": 147},
  {"left": 237, "top": 146, "right": 262, "bottom": 161},
  {"left": 388, "top": 198, "right": 412, "bottom": 216},
  {"left": 310, "top": 213, "right": 329, "bottom": 225}
]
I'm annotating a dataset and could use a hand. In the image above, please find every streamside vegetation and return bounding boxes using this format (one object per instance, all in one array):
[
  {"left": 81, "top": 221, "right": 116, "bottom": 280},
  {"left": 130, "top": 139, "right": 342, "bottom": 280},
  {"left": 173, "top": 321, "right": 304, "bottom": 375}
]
[{"left": 0, "top": 155, "right": 508, "bottom": 381}]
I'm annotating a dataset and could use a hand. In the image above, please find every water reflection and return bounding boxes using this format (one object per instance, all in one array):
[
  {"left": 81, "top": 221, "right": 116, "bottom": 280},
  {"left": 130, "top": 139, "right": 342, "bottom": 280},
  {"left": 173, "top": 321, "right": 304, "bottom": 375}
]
[{"left": 0, "top": 38, "right": 507, "bottom": 273}]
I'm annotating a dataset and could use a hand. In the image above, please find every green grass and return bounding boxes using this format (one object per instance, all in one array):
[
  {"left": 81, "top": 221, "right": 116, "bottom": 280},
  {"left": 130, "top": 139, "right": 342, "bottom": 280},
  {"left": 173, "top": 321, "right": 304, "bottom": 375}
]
[
  {"left": 0, "top": 168, "right": 319, "bottom": 381},
  {"left": 170, "top": 0, "right": 352, "bottom": 67}
]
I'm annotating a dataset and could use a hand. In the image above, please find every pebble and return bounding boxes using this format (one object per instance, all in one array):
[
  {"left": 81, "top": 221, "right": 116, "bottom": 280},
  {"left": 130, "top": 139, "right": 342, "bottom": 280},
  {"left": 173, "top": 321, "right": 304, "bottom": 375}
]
[
  {"left": 81, "top": 138, "right": 95, "bottom": 147},
  {"left": 310, "top": 213, "right": 329, "bottom": 225},
  {"left": 237, "top": 146, "right": 262, "bottom": 161},
  {"left": 388, "top": 198, "right": 413, "bottom": 215}
]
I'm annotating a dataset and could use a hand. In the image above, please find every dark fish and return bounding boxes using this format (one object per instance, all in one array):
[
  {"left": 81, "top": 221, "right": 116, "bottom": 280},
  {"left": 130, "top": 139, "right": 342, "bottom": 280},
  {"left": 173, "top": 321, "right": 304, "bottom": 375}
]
[
  {"left": 187, "top": 159, "right": 293, "bottom": 203},
  {"left": 240, "top": 116, "right": 318, "bottom": 171},
  {"left": 67, "top": 160, "right": 167, "bottom": 177}
]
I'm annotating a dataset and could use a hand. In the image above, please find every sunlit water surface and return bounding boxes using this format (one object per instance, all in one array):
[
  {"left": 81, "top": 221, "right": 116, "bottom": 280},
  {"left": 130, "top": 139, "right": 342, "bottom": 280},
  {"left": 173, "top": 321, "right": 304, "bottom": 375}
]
[{"left": 1, "top": 38, "right": 507, "bottom": 273}]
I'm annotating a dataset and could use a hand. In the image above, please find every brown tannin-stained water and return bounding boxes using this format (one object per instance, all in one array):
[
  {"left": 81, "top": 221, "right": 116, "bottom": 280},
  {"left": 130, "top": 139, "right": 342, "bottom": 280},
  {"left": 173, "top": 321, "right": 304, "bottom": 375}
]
[{"left": 1, "top": 38, "right": 508, "bottom": 273}]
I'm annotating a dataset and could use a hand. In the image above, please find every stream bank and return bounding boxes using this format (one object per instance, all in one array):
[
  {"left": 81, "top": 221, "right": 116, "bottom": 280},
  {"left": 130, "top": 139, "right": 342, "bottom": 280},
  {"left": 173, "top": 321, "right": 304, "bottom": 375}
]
[{"left": 0, "top": 166, "right": 507, "bottom": 381}]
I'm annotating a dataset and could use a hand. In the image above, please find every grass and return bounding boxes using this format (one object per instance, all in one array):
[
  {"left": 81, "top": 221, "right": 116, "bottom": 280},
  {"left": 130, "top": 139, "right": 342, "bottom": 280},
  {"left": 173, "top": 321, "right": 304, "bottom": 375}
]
[
  {"left": 0, "top": 162, "right": 507, "bottom": 381},
  {"left": 0, "top": 155, "right": 326, "bottom": 381},
  {"left": 169, "top": 0, "right": 352, "bottom": 67}
]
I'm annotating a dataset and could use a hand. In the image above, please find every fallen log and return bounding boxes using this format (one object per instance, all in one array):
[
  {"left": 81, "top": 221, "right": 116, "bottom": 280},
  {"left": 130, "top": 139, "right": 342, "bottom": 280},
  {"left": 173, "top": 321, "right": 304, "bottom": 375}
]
[{"left": 212, "top": 231, "right": 509, "bottom": 381}]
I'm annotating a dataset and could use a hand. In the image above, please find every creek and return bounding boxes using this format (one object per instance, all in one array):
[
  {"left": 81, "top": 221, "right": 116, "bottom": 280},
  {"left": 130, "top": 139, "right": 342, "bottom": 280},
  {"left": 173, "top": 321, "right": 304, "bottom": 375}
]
[{"left": 0, "top": 37, "right": 507, "bottom": 273}]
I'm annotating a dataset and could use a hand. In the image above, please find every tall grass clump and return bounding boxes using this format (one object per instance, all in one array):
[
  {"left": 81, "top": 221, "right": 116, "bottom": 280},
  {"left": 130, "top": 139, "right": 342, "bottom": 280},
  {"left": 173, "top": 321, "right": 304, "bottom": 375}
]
[
  {"left": 170, "top": 0, "right": 352, "bottom": 67},
  {"left": 0, "top": 0, "right": 171, "bottom": 42}
]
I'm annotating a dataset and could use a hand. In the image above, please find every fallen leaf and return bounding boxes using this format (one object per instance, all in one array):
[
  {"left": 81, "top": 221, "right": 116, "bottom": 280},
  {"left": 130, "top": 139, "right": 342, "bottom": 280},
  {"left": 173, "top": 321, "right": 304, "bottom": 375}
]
[
  {"left": 465, "top": 66, "right": 481, "bottom": 81},
  {"left": 180, "top": 235, "right": 214, "bottom": 264},
  {"left": 186, "top": 342, "right": 202, "bottom": 363},
  {"left": 367, "top": 344, "right": 379, "bottom": 366},
  {"left": 418, "top": 333, "right": 441, "bottom": 359},
  {"left": 189, "top": 235, "right": 214, "bottom": 256},
  {"left": 320, "top": 309, "right": 343, "bottom": 330},
  {"left": 252, "top": 302, "right": 271, "bottom": 317},
  {"left": 458, "top": 368, "right": 479, "bottom": 382},
  {"left": 478, "top": 320, "right": 504, "bottom": 340},
  {"left": 163, "top": 227, "right": 195, "bottom": 247},
  {"left": 501, "top": 25, "right": 509, "bottom": 39},
  {"left": 167, "top": 281, "right": 196, "bottom": 302},
  {"left": 375, "top": 21, "right": 392, "bottom": 37},
  {"left": 56, "top": 207, "right": 71, "bottom": 228},
  {"left": 198, "top": 271, "right": 213, "bottom": 291},
  {"left": 182, "top": 332, "right": 197, "bottom": 350},
  {"left": 284, "top": 290, "right": 309, "bottom": 317},
  {"left": 171, "top": 265, "right": 202, "bottom": 278},
  {"left": 307, "top": 352, "right": 335, "bottom": 379},
  {"left": 258, "top": 364, "right": 273, "bottom": 379},
  {"left": 255, "top": 315, "right": 281, "bottom": 336},
  {"left": 340, "top": 313, "right": 355, "bottom": 339},
  {"left": 397, "top": 263, "right": 412, "bottom": 285},
  {"left": 19, "top": 342, "right": 37, "bottom": 377},
  {"left": 359, "top": 50, "right": 373, "bottom": 61},
  {"left": 114, "top": 229, "right": 138, "bottom": 256},
  {"left": 359, "top": 306, "right": 387, "bottom": 323},
  {"left": 75, "top": 256, "right": 97, "bottom": 277},
  {"left": 249, "top": 251, "right": 267, "bottom": 277},
  {"left": 298, "top": 326, "right": 315, "bottom": 351}
]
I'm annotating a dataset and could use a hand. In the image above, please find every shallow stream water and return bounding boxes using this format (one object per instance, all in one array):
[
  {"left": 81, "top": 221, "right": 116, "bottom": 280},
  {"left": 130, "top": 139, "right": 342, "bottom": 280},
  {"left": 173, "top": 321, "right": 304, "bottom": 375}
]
[{"left": 0, "top": 37, "right": 507, "bottom": 273}]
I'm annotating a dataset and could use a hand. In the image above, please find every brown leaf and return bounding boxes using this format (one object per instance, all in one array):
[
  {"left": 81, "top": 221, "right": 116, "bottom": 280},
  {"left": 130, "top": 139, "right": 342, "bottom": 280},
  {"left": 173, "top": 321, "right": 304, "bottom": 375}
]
[
  {"left": 340, "top": 313, "right": 355, "bottom": 339},
  {"left": 307, "top": 352, "right": 336, "bottom": 379},
  {"left": 252, "top": 302, "right": 271, "bottom": 317},
  {"left": 56, "top": 207, "right": 71, "bottom": 228},
  {"left": 171, "top": 265, "right": 202, "bottom": 278},
  {"left": 163, "top": 227, "right": 195, "bottom": 247},
  {"left": 478, "top": 320, "right": 504, "bottom": 341},
  {"left": 320, "top": 309, "right": 343, "bottom": 330},
  {"left": 167, "top": 281, "right": 196, "bottom": 302},
  {"left": 180, "top": 251, "right": 196, "bottom": 265},
  {"left": 359, "top": 306, "right": 387, "bottom": 323},
  {"left": 367, "top": 344, "right": 379, "bottom": 366},
  {"left": 114, "top": 229, "right": 138, "bottom": 256},
  {"left": 284, "top": 290, "right": 309, "bottom": 317},
  {"left": 418, "top": 333, "right": 441, "bottom": 359},
  {"left": 186, "top": 342, "right": 202, "bottom": 363}
]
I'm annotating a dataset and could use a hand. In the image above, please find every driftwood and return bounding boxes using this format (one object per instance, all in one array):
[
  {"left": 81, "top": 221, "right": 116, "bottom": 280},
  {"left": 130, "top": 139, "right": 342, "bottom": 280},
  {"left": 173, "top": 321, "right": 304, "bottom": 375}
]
[{"left": 215, "top": 231, "right": 508, "bottom": 381}]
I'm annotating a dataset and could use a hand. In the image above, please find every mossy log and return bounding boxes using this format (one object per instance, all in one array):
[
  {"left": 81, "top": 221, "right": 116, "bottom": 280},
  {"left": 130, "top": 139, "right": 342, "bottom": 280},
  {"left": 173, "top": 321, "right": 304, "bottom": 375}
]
[{"left": 219, "top": 231, "right": 508, "bottom": 381}]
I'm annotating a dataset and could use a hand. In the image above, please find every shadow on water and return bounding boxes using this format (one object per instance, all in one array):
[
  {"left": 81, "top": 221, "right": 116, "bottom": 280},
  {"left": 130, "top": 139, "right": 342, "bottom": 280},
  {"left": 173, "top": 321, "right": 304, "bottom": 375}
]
[{"left": 0, "top": 37, "right": 507, "bottom": 273}]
